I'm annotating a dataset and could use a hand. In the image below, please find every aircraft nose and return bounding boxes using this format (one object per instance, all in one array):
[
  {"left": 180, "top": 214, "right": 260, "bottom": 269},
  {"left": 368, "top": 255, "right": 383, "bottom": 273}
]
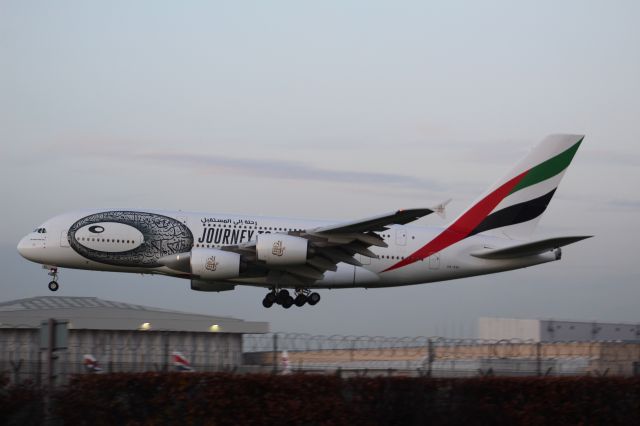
[{"left": 17, "top": 235, "right": 35, "bottom": 260}]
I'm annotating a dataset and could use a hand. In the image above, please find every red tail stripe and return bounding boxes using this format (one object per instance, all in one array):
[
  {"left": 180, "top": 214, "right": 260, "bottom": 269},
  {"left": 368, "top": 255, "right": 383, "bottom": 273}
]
[
  {"left": 383, "top": 171, "right": 528, "bottom": 272},
  {"left": 173, "top": 355, "right": 189, "bottom": 364}
]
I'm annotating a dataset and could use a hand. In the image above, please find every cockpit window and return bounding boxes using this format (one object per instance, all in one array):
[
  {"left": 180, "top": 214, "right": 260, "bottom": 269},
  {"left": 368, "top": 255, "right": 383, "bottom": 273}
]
[{"left": 33, "top": 227, "right": 47, "bottom": 234}]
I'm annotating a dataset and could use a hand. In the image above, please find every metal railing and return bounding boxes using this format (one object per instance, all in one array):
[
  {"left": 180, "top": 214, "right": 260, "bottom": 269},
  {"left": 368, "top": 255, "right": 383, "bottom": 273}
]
[
  {"left": 2, "top": 331, "right": 640, "bottom": 384},
  {"left": 242, "top": 333, "right": 640, "bottom": 377}
]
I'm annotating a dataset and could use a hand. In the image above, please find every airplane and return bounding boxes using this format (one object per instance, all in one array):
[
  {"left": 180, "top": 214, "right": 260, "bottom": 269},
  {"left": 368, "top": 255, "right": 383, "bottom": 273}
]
[
  {"left": 83, "top": 354, "right": 103, "bottom": 373},
  {"left": 281, "top": 350, "right": 292, "bottom": 375},
  {"left": 172, "top": 351, "right": 195, "bottom": 372},
  {"left": 17, "top": 134, "right": 591, "bottom": 309}
]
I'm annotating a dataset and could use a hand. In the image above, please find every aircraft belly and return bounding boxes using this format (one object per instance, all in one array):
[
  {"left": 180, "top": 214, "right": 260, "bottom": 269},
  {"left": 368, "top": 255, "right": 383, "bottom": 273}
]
[{"left": 317, "top": 263, "right": 354, "bottom": 287}]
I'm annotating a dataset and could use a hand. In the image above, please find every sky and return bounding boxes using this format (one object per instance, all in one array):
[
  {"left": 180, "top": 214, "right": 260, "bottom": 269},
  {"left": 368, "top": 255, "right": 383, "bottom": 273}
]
[{"left": 1, "top": 0, "right": 639, "bottom": 338}]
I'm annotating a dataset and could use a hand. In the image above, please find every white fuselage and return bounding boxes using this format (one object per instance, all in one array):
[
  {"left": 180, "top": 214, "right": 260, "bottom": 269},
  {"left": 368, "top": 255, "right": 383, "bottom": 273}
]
[{"left": 17, "top": 208, "right": 557, "bottom": 290}]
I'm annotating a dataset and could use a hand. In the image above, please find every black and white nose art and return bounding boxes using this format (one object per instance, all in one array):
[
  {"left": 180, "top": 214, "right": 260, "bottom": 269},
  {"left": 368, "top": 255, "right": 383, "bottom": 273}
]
[
  {"left": 88, "top": 225, "right": 105, "bottom": 233},
  {"left": 75, "top": 222, "right": 144, "bottom": 253},
  {"left": 68, "top": 211, "right": 193, "bottom": 267}
]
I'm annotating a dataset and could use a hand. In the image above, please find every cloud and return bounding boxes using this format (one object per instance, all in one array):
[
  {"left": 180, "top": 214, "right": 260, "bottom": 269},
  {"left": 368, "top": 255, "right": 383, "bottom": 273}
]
[
  {"left": 144, "top": 152, "right": 445, "bottom": 190},
  {"left": 607, "top": 199, "right": 640, "bottom": 210},
  {"left": 64, "top": 143, "right": 447, "bottom": 193},
  {"left": 579, "top": 150, "right": 640, "bottom": 168}
]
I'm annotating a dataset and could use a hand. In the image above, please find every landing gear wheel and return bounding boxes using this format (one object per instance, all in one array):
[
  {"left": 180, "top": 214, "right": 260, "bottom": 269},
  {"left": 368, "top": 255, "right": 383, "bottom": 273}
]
[
  {"left": 308, "top": 292, "right": 320, "bottom": 306},
  {"left": 276, "top": 289, "right": 290, "bottom": 305},
  {"left": 282, "top": 295, "right": 294, "bottom": 309},
  {"left": 262, "top": 297, "right": 273, "bottom": 308},
  {"left": 294, "top": 294, "right": 307, "bottom": 307},
  {"left": 265, "top": 292, "right": 277, "bottom": 304},
  {"left": 46, "top": 267, "right": 59, "bottom": 291}
]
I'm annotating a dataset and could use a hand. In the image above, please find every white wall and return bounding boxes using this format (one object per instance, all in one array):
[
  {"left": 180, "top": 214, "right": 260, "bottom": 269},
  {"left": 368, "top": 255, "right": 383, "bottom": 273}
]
[{"left": 478, "top": 317, "right": 540, "bottom": 341}]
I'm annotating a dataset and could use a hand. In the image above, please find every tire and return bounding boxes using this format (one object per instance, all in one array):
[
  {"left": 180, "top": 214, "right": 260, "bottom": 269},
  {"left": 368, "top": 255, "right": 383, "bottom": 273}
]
[
  {"left": 282, "top": 295, "right": 294, "bottom": 309},
  {"left": 308, "top": 292, "right": 320, "bottom": 305},
  {"left": 48, "top": 281, "right": 59, "bottom": 292},
  {"left": 265, "top": 292, "right": 276, "bottom": 304},
  {"left": 294, "top": 294, "right": 307, "bottom": 307},
  {"left": 276, "top": 289, "right": 290, "bottom": 305},
  {"left": 262, "top": 298, "right": 273, "bottom": 308}
]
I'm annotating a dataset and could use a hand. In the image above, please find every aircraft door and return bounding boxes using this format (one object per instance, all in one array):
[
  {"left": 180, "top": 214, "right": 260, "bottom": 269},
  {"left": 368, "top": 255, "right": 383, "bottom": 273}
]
[
  {"left": 429, "top": 253, "right": 440, "bottom": 269},
  {"left": 395, "top": 227, "right": 407, "bottom": 246},
  {"left": 60, "top": 230, "right": 69, "bottom": 247}
]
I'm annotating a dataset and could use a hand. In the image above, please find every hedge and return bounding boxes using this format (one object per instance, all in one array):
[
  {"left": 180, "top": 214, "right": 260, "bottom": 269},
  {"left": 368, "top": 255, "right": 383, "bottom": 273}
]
[
  {"left": 3, "top": 374, "right": 640, "bottom": 425},
  {"left": 0, "top": 375, "right": 44, "bottom": 426}
]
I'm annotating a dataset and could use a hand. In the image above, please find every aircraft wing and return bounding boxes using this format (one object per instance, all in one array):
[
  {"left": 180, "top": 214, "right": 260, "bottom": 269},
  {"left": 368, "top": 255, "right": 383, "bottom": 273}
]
[
  {"left": 312, "top": 208, "right": 434, "bottom": 234},
  {"left": 470, "top": 236, "right": 592, "bottom": 260},
  {"left": 227, "top": 208, "right": 435, "bottom": 286}
]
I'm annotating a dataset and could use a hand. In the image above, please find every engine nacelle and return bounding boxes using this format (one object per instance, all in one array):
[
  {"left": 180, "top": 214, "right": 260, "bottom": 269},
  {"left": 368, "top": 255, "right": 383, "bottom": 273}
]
[
  {"left": 190, "top": 248, "right": 241, "bottom": 280},
  {"left": 256, "top": 234, "right": 309, "bottom": 265}
]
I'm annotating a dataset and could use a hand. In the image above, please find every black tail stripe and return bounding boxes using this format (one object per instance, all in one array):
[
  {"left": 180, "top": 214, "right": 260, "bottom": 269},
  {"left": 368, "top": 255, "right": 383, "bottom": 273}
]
[{"left": 469, "top": 189, "right": 557, "bottom": 236}]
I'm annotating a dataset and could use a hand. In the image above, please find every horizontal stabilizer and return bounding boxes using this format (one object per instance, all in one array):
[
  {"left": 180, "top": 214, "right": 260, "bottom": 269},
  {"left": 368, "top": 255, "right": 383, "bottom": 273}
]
[{"left": 471, "top": 236, "right": 592, "bottom": 259}]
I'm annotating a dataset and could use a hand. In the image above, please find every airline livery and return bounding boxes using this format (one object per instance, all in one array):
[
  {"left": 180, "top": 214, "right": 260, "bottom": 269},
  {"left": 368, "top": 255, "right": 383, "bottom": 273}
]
[{"left": 18, "top": 135, "right": 590, "bottom": 308}]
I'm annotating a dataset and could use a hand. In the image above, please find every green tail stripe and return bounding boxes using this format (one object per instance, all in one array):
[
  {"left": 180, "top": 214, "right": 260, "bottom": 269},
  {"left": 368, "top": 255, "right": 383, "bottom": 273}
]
[{"left": 509, "top": 138, "right": 583, "bottom": 195}]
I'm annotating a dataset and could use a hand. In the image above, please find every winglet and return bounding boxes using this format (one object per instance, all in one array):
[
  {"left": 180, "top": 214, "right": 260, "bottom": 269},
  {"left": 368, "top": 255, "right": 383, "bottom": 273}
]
[{"left": 432, "top": 199, "right": 451, "bottom": 219}]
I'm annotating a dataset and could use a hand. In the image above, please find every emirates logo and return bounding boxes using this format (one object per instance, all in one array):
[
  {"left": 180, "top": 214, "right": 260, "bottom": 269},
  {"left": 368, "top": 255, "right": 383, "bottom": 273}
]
[
  {"left": 272, "top": 240, "right": 285, "bottom": 257},
  {"left": 205, "top": 256, "right": 219, "bottom": 271}
]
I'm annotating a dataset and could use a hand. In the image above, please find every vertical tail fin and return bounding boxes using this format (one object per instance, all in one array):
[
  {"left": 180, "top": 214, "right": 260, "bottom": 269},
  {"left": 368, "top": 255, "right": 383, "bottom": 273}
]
[
  {"left": 450, "top": 134, "right": 584, "bottom": 240},
  {"left": 172, "top": 351, "right": 194, "bottom": 372},
  {"left": 383, "top": 134, "right": 584, "bottom": 272}
]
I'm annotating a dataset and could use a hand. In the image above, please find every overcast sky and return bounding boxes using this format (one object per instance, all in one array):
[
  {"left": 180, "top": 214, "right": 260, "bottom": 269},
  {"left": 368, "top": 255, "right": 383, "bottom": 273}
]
[{"left": 1, "top": 1, "right": 639, "bottom": 337}]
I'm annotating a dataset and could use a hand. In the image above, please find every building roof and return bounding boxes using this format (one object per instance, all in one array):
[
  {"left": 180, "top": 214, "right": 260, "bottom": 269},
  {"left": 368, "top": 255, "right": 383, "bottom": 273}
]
[{"left": 0, "top": 296, "right": 269, "bottom": 334}]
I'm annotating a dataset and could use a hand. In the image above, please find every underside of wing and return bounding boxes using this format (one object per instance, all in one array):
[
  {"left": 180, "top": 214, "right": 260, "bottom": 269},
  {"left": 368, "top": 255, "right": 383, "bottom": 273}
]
[
  {"left": 159, "top": 208, "right": 436, "bottom": 287},
  {"left": 220, "top": 208, "right": 434, "bottom": 286},
  {"left": 470, "top": 236, "right": 592, "bottom": 260}
]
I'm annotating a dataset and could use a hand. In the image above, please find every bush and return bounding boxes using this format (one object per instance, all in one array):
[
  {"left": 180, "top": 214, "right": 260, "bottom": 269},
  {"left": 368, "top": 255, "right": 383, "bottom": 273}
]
[
  {"left": 0, "top": 375, "right": 44, "bottom": 426},
  {"left": 50, "top": 374, "right": 640, "bottom": 425}
]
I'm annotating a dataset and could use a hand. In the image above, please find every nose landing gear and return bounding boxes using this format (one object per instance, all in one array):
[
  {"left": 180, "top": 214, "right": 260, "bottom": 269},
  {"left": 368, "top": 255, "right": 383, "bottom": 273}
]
[
  {"left": 262, "top": 288, "right": 321, "bottom": 308},
  {"left": 47, "top": 267, "right": 59, "bottom": 292}
]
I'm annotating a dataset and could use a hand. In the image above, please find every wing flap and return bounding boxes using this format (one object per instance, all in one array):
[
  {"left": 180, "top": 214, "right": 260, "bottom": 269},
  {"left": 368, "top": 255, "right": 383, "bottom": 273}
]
[{"left": 471, "top": 236, "right": 592, "bottom": 259}]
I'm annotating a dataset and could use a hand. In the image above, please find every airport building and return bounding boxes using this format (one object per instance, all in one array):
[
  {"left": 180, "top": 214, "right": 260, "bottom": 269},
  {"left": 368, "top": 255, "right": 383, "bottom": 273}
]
[
  {"left": 244, "top": 317, "right": 640, "bottom": 377},
  {"left": 4, "top": 300, "right": 640, "bottom": 380},
  {"left": 0, "top": 296, "right": 268, "bottom": 382},
  {"left": 478, "top": 317, "right": 640, "bottom": 342}
]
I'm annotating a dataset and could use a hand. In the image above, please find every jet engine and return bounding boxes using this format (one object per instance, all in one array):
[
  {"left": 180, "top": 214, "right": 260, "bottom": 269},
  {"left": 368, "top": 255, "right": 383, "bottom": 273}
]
[
  {"left": 256, "top": 234, "right": 310, "bottom": 265},
  {"left": 190, "top": 247, "right": 241, "bottom": 280},
  {"left": 190, "top": 280, "right": 236, "bottom": 292}
]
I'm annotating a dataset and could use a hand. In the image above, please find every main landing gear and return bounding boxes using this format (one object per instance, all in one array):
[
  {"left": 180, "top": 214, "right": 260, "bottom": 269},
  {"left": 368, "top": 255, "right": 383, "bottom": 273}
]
[
  {"left": 47, "top": 267, "right": 59, "bottom": 292},
  {"left": 262, "top": 289, "right": 321, "bottom": 309}
]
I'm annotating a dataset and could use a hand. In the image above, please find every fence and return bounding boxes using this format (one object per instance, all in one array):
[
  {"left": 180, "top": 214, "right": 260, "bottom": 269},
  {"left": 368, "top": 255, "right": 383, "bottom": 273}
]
[
  {"left": 243, "top": 333, "right": 640, "bottom": 377},
  {"left": 0, "top": 327, "right": 243, "bottom": 385},
  {"left": 3, "top": 329, "right": 640, "bottom": 385}
]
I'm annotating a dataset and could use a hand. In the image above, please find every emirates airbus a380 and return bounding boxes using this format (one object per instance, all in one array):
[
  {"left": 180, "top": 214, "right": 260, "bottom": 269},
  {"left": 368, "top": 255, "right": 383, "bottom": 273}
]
[{"left": 18, "top": 135, "right": 590, "bottom": 308}]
